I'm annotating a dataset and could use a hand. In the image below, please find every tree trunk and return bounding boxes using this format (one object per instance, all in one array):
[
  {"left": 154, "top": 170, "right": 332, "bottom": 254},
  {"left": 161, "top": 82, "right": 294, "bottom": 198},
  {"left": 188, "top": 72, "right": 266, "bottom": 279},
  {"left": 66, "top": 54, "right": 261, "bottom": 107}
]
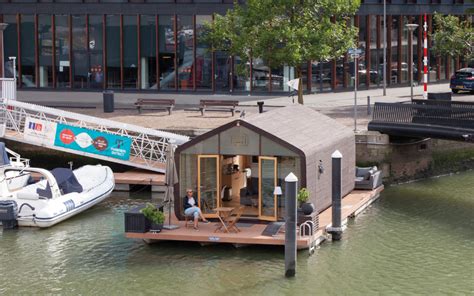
[{"left": 296, "top": 66, "right": 304, "bottom": 105}]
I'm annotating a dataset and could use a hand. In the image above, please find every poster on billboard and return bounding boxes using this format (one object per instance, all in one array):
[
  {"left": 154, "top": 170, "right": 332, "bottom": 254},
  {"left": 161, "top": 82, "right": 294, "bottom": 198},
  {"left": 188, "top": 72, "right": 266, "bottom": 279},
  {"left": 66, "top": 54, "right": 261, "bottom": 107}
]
[
  {"left": 54, "top": 123, "right": 132, "bottom": 161},
  {"left": 24, "top": 117, "right": 58, "bottom": 146}
]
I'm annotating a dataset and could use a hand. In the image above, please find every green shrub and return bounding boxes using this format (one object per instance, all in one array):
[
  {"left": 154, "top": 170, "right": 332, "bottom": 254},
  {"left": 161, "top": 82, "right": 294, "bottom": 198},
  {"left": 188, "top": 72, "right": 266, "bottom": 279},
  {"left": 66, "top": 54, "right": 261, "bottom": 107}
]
[{"left": 141, "top": 203, "right": 165, "bottom": 224}]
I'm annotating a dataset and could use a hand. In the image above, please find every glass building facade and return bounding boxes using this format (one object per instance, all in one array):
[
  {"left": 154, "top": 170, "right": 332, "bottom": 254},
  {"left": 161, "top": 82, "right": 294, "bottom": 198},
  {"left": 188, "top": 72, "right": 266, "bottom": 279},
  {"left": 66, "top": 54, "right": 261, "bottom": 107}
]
[{"left": 0, "top": 1, "right": 470, "bottom": 93}]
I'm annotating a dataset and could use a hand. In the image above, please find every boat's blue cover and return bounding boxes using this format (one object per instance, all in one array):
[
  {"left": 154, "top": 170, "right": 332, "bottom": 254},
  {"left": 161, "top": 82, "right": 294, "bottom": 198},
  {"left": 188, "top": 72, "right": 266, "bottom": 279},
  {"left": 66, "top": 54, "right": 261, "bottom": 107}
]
[
  {"left": 0, "top": 142, "right": 10, "bottom": 166},
  {"left": 37, "top": 168, "right": 83, "bottom": 199}
]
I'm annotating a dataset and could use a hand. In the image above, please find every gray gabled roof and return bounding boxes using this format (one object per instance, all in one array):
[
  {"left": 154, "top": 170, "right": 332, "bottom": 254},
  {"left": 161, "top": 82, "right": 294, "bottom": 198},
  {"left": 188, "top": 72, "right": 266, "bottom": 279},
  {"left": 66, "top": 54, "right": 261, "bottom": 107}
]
[{"left": 244, "top": 105, "right": 353, "bottom": 156}]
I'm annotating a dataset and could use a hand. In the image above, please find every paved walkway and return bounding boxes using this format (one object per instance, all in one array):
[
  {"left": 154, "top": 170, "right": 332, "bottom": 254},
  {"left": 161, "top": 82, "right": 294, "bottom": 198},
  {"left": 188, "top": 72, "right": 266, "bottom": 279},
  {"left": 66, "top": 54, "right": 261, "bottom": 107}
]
[{"left": 16, "top": 83, "right": 474, "bottom": 133}]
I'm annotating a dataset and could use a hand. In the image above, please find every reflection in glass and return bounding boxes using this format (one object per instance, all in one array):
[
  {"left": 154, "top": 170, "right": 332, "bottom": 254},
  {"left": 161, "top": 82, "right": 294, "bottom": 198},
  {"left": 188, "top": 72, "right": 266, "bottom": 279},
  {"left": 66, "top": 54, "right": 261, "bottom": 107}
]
[
  {"left": 123, "top": 15, "right": 138, "bottom": 89},
  {"left": 159, "top": 15, "right": 175, "bottom": 90},
  {"left": 140, "top": 15, "right": 156, "bottom": 89},
  {"left": 55, "top": 15, "right": 70, "bottom": 88},
  {"left": 199, "top": 156, "right": 218, "bottom": 216},
  {"left": 401, "top": 16, "right": 409, "bottom": 83},
  {"left": 233, "top": 56, "right": 250, "bottom": 91},
  {"left": 3, "top": 15, "right": 17, "bottom": 79},
  {"left": 358, "top": 15, "right": 367, "bottom": 87},
  {"left": 196, "top": 15, "right": 212, "bottom": 90},
  {"left": 72, "top": 15, "right": 87, "bottom": 88},
  {"left": 20, "top": 15, "right": 36, "bottom": 87},
  {"left": 215, "top": 51, "right": 230, "bottom": 91},
  {"left": 106, "top": 15, "right": 120, "bottom": 88},
  {"left": 252, "top": 58, "right": 268, "bottom": 92},
  {"left": 89, "top": 15, "right": 103, "bottom": 89},
  {"left": 38, "top": 15, "right": 53, "bottom": 87},
  {"left": 177, "top": 15, "right": 193, "bottom": 90},
  {"left": 260, "top": 158, "right": 276, "bottom": 219},
  {"left": 390, "top": 16, "right": 399, "bottom": 84}
]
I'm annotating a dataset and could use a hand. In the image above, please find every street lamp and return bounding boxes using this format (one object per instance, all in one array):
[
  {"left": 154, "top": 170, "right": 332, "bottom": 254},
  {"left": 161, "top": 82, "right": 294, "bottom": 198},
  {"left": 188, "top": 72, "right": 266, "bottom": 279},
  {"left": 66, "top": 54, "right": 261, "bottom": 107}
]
[
  {"left": 406, "top": 23, "right": 419, "bottom": 101},
  {"left": 0, "top": 23, "right": 8, "bottom": 78},
  {"left": 349, "top": 48, "right": 362, "bottom": 132}
]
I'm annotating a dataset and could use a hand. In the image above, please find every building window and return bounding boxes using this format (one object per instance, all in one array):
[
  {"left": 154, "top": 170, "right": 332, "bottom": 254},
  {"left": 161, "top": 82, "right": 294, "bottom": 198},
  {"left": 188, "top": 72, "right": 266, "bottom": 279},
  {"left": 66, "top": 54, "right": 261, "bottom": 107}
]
[
  {"left": 177, "top": 15, "right": 194, "bottom": 90},
  {"left": 38, "top": 15, "right": 53, "bottom": 88},
  {"left": 20, "top": 15, "right": 36, "bottom": 87},
  {"left": 159, "top": 15, "right": 176, "bottom": 90},
  {"left": 72, "top": 15, "right": 87, "bottom": 88},
  {"left": 55, "top": 15, "right": 70, "bottom": 88},
  {"left": 196, "top": 15, "right": 212, "bottom": 90},
  {"left": 123, "top": 15, "right": 138, "bottom": 89},
  {"left": 140, "top": 15, "right": 157, "bottom": 89},
  {"left": 3, "top": 15, "right": 18, "bottom": 79},
  {"left": 89, "top": 15, "right": 104, "bottom": 89},
  {"left": 106, "top": 15, "right": 120, "bottom": 88},
  {"left": 390, "top": 16, "right": 399, "bottom": 84}
]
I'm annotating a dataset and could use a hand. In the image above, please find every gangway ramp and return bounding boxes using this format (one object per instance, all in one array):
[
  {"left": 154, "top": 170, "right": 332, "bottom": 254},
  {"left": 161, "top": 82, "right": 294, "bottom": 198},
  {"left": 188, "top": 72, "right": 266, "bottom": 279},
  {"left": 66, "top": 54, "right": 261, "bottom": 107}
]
[{"left": 0, "top": 99, "right": 189, "bottom": 173}]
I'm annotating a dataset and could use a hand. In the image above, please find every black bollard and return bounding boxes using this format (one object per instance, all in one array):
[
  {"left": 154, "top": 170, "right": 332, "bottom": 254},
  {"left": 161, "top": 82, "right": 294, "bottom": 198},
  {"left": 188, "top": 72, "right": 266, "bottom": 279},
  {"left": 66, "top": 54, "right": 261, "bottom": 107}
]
[
  {"left": 257, "top": 101, "right": 264, "bottom": 113},
  {"left": 284, "top": 172, "right": 298, "bottom": 277},
  {"left": 328, "top": 150, "right": 343, "bottom": 241},
  {"left": 367, "top": 96, "right": 371, "bottom": 116}
]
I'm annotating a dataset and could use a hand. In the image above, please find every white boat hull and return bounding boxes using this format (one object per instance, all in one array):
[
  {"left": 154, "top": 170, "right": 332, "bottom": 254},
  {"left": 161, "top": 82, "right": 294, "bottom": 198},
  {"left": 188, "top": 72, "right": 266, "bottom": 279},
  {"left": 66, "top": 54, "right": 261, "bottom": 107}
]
[{"left": 0, "top": 165, "right": 115, "bottom": 228}]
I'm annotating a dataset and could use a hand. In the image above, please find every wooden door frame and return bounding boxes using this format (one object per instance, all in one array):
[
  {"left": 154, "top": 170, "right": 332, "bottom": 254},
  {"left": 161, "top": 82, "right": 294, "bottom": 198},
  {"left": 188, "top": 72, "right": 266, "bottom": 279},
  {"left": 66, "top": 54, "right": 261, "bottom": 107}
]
[
  {"left": 258, "top": 156, "right": 277, "bottom": 221},
  {"left": 197, "top": 154, "right": 220, "bottom": 218}
]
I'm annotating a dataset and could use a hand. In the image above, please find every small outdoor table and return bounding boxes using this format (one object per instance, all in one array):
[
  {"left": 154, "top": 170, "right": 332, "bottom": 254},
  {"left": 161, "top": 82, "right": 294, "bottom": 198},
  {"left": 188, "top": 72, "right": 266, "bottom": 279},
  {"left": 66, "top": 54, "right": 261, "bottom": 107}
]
[{"left": 214, "top": 207, "right": 235, "bottom": 233}]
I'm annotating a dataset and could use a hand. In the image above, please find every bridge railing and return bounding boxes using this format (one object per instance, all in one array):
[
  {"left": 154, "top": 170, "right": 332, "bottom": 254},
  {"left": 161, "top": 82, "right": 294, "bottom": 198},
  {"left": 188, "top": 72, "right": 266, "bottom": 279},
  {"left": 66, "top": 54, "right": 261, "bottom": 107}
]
[
  {"left": 372, "top": 101, "right": 474, "bottom": 129},
  {"left": 0, "top": 99, "right": 189, "bottom": 172}
]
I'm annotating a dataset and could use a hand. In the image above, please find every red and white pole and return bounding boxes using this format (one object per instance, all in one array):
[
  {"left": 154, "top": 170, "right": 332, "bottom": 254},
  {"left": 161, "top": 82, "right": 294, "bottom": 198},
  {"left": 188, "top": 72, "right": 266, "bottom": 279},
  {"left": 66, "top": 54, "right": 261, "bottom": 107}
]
[{"left": 423, "top": 14, "right": 428, "bottom": 99}]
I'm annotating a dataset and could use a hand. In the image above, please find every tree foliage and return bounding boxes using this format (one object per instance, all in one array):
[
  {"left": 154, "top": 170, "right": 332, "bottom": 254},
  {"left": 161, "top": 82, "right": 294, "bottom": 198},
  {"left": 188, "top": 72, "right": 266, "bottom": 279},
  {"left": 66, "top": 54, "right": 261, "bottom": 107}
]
[
  {"left": 204, "top": 0, "right": 360, "bottom": 103},
  {"left": 431, "top": 13, "right": 474, "bottom": 61}
]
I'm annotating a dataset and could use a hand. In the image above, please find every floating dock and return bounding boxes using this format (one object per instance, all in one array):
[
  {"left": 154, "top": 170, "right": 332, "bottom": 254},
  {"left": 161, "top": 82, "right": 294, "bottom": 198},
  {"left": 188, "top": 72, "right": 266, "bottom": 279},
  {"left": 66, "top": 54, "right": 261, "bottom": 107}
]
[
  {"left": 114, "top": 170, "right": 165, "bottom": 191},
  {"left": 126, "top": 186, "right": 384, "bottom": 249}
]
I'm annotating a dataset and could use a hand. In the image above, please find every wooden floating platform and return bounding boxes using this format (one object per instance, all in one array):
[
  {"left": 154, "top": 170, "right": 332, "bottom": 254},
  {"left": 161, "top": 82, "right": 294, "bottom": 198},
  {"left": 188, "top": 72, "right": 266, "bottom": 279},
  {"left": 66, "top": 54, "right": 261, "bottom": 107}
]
[
  {"left": 125, "top": 186, "right": 384, "bottom": 249},
  {"left": 114, "top": 170, "right": 164, "bottom": 191}
]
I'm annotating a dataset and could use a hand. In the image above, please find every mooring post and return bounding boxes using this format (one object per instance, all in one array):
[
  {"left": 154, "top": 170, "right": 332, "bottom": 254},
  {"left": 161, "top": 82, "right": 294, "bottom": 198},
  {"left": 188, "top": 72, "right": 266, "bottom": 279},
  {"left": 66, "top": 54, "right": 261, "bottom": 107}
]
[
  {"left": 367, "top": 96, "right": 371, "bottom": 116},
  {"left": 328, "top": 150, "right": 343, "bottom": 241},
  {"left": 284, "top": 172, "right": 298, "bottom": 277}
]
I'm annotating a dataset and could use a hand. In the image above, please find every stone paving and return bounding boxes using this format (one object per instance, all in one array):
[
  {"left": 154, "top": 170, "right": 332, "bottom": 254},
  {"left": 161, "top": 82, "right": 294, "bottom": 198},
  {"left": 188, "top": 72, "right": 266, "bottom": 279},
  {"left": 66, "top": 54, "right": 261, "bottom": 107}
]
[{"left": 17, "top": 83, "right": 474, "bottom": 133}]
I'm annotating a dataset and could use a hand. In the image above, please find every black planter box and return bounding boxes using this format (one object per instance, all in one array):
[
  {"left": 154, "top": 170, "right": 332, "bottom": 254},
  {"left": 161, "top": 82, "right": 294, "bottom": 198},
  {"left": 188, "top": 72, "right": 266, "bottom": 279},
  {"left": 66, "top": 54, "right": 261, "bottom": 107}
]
[
  {"left": 124, "top": 206, "right": 151, "bottom": 233},
  {"left": 124, "top": 204, "right": 165, "bottom": 233}
]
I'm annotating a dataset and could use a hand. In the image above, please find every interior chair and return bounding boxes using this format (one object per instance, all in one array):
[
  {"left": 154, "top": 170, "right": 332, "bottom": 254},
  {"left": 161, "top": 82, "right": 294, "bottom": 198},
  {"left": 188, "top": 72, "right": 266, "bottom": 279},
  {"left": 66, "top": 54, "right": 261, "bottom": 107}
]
[{"left": 227, "top": 206, "right": 245, "bottom": 233}]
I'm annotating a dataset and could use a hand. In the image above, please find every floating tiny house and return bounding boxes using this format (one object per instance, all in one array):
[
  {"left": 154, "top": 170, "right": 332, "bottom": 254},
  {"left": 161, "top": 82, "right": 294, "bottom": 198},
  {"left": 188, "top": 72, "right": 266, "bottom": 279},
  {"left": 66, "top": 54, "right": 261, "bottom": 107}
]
[{"left": 174, "top": 105, "right": 355, "bottom": 222}]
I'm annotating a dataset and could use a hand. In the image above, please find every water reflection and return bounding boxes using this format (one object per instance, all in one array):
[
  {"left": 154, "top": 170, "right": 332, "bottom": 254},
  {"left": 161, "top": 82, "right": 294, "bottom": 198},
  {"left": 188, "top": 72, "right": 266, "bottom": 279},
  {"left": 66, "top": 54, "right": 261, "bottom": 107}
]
[{"left": 1, "top": 172, "right": 473, "bottom": 295}]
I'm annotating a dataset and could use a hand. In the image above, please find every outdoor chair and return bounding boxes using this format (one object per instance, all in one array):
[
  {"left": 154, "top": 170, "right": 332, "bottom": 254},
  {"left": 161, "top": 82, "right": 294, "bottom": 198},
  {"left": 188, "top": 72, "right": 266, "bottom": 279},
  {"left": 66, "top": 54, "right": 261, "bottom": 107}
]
[
  {"left": 355, "top": 166, "right": 383, "bottom": 190},
  {"left": 226, "top": 206, "right": 245, "bottom": 233},
  {"left": 184, "top": 213, "right": 194, "bottom": 228}
]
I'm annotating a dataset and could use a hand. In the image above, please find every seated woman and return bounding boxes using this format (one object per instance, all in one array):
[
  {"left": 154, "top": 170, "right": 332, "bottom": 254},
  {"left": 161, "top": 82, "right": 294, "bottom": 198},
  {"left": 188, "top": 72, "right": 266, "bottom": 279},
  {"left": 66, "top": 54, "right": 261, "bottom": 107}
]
[{"left": 183, "top": 189, "right": 209, "bottom": 230}]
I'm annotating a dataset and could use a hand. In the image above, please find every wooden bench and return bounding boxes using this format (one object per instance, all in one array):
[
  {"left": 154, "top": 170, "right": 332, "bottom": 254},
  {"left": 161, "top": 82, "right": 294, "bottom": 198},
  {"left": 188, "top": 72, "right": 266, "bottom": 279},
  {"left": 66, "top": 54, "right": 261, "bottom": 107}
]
[
  {"left": 199, "top": 100, "right": 239, "bottom": 116},
  {"left": 134, "top": 98, "right": 175, "bottom": 115}
]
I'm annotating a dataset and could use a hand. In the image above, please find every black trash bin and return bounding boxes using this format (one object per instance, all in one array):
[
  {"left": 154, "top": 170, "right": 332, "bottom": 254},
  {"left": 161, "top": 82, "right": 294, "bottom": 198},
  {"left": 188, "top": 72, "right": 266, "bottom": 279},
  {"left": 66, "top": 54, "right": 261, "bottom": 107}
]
[
  {"left": 103, "top": 90, "right": 114, "bottom": 113},
  {"left": 257, "top": 101, "right": 264, "bottom": 113},
  {"left": 427, "top": 92, "right": 452, "bottom": 101}
]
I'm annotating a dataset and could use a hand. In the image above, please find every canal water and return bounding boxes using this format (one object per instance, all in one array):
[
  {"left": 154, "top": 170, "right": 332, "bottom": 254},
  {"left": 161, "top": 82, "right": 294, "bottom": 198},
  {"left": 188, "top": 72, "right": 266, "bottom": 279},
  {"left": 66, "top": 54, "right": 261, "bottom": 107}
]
[{"left": 1, "top": 172, "right": 473, "bottom": 295}]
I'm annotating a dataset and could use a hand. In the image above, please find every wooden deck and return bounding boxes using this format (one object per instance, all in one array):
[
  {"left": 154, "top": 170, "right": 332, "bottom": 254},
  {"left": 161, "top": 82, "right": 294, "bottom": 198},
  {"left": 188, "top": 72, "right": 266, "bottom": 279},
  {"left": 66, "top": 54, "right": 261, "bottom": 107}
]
[
  {"left": 125, "top": 186, "right": 384, "bottom": 249},
  {"left": 114, "top": 170, "right": 164, "bottom": 186}
]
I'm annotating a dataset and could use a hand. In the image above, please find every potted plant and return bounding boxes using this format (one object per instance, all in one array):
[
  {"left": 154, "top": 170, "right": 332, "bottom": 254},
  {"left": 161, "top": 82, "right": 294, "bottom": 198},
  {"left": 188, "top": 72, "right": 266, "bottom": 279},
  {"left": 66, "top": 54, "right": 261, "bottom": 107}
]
[
  {"left": 141, "top": 203, "right": 165, "bottom": 232},
  {"left": 297, "top": 188, "right": 314, "bottom": 215}
]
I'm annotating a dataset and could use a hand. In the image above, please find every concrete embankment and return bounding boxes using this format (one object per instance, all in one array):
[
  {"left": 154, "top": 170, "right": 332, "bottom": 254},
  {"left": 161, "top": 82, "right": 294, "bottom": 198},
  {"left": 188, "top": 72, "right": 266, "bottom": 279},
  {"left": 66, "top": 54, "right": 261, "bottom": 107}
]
[{"left": 356, "top": 131, "right": 474, "bottom": 184}]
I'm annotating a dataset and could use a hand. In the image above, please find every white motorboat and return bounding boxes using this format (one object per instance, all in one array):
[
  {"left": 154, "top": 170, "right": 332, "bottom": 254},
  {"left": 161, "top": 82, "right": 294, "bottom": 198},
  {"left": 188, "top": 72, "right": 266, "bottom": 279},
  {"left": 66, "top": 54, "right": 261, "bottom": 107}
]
[{"left": 0, "top": 145, "right": 115, "bottom": 228}]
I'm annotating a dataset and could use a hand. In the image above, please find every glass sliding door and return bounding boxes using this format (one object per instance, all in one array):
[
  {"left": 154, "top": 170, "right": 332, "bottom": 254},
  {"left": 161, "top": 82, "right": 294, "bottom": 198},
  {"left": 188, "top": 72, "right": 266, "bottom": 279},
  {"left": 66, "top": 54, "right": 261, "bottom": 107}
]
[
  {"left": 197, "top": 155, "right": 220, "bottom": 218},
  {"left": 259, "top": 156, "right": 277, "bottom": 221}
]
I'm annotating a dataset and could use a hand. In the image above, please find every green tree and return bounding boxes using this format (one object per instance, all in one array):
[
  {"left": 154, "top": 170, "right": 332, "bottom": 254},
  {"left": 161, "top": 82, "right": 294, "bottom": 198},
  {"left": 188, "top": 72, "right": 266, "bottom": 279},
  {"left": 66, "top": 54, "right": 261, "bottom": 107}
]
[
  {"left": 204, "top": 0, "right": 360, "bottom": 104},
  {"left": 431, "top": 13, "right": 474, "bottom": 63}
]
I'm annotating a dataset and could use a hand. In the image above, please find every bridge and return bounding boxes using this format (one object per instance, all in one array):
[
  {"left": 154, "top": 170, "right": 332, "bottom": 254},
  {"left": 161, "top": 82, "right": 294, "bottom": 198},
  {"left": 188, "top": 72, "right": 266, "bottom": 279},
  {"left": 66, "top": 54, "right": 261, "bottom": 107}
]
[
  {"left": 368, "top": 99, "right": 474, "bottom": 142},
  {"left": 0, "top": 91, "right": 189, "bottom": 173}
]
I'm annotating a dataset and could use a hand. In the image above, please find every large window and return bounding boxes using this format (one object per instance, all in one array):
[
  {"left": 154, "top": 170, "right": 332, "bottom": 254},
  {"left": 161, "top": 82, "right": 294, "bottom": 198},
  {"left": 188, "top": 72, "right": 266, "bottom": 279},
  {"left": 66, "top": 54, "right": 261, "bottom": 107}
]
[
  {"left": 358, "top": 15, "right": 367, "bottom": 88},
  {"left": 20, "top": 15, "right": 36, "bottom": 87},
  {"left": 177, "top": 15, "right": 193, "bottom": 90},
  {"left": 38, "top": 15, "right": 53, "bottom": 87},
  {"left": 195, "top": 15, "right": 212, "bottom": 90},
  {"left": 390, "top": 16, "right": 399, "bottom": 84},
  {"left": 159, "top": 15, "right": 176, "bottom": 90},
  {"left": 106, "top": 15, "right": 120, "bottom": 88},
  {"left": 72, "top": 15, "right": 87, "bottom": 88},
  {"left": 123, "top": 15, "right": 138, "bottom": 89},
  {"left": 3, "top": 15, "right": 18, "bottom": 79},
  {"left": 89, "top": 15, "right": 104, "bottom": 89},
  {"left": 55, "top": 15, "right": 70, "bottom": 88},
  {"left": 140, "top": 15, "right": 157, "bottom": 89}
]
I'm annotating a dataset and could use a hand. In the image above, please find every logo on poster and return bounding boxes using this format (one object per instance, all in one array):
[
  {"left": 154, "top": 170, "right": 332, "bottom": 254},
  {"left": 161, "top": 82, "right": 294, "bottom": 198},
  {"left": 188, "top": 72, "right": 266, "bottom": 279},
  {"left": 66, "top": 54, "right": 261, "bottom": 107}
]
[{"left": 59, "top": 129, "right": 75, "bottom": 145}]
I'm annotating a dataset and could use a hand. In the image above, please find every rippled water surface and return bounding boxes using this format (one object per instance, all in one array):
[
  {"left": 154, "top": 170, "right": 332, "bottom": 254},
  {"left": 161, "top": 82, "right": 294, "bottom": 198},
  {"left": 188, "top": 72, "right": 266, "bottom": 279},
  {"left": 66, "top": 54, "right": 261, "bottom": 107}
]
[{"left": 1, "top": 172, "right": 473, "bottom": 295}]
